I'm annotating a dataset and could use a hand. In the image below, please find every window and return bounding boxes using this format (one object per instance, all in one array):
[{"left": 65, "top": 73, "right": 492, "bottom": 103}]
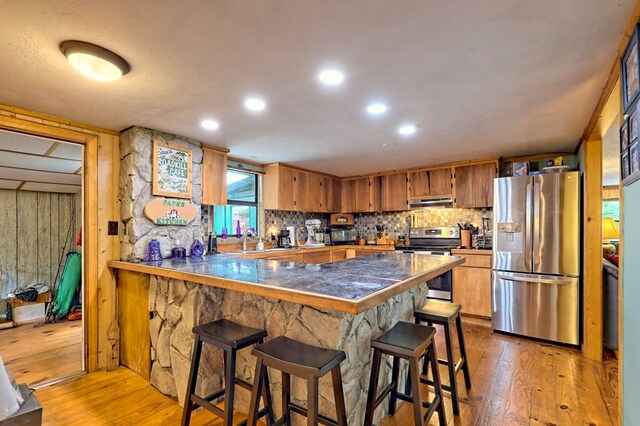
[
  {"left": 213, "top": 170, "right": 258, "bottom": 236},
  {"left": 602, "top": 200, "right": 620, "bottom": 224}
]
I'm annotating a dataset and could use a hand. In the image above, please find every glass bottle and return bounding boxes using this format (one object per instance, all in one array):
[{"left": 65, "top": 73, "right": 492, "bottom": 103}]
[{"left": 190, "top": 230, "right": 205, "bottom": 257}]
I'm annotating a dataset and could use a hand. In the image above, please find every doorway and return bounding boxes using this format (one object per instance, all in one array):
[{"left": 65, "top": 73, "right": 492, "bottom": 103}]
[{"left": 0, "top": 128, "right": 85, "bottom": 387}]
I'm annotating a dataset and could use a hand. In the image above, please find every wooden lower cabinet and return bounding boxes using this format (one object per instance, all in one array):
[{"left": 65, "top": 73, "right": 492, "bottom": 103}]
[
  {"left": 268, "top": 254, "right": 303, "bottom": 262},
  {"left": 303, "top": 251, "right": 332, "bottom": 264},
  {"left": 452, "top": 252, "right": 492, "bottom": 318},
  {"left": 331, "top": 249, "right": 347, "bottom": 262}
]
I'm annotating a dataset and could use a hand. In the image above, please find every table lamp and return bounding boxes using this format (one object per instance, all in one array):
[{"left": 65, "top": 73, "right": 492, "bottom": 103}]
[{"left": 602, "top": 217, "right": 620, "bottom": 254}]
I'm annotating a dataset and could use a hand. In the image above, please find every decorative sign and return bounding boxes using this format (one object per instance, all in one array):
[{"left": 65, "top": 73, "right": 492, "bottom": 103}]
[
  {"left": 144, "top": 198, "right": 197, "bottom": 226},
  {"left": 152, "top": 139, "right": 192, "bottom": 199}
]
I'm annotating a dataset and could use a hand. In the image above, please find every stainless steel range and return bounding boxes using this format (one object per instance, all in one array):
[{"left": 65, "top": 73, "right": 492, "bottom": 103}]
[{"left": 396, "top": 226, "right": 461, "bottom": 301}]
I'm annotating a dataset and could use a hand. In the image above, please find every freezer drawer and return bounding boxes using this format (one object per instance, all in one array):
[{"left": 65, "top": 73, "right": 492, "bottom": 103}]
[{"left": 492, "top": 271, "right": 579, "bottom": 345}]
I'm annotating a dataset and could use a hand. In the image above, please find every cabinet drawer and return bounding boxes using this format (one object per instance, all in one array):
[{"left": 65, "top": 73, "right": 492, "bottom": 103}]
[
  {"left": 459, "top": 254, "right": 491, "bottom": 268},
  {"left": 303, "top": 251, "right": 332, "bottom": 264}
]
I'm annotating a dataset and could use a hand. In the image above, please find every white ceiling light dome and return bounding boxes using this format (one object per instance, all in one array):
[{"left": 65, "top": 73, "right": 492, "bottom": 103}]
[
  {"left": 60, "top": 40, "right": 130, "bottom": 82},
  {"left": 201, "top": 119, "right": 220, "bottom": 130},
  {"left": 398, "top": 124, "right": 417, "bottom": 136},
  {"left": 318, "top": 68, "right": 345, "bottom": 86},
  {"left": 244, "top": 97, "right": 267, "bottom": 112},
  {"left": 367, "top": 102, "right": 388, "bottom": 115}
]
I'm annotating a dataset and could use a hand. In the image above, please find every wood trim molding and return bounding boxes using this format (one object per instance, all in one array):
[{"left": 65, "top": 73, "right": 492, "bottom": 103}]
[
  {"left": 582, "top": 139, "right": 604, "bottom": 362},
  {"left": 0, "top": 103, "right": 119, "bottom": 136},
  {"left": 580, "top": 0, "right": 640, "bottom": 147}
]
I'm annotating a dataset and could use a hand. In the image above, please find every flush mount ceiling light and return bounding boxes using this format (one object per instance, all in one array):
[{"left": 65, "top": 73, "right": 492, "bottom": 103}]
[
  {"left": 60, "top": 40, "right": 130, "bottom": 82},
  {"left": 201, "top": 119, "right": 220, "bottom": 130},
  {"left": 398, "top": 124, "right": 417, "bottom": 136},
  {"left": 318, "top": 68, "right": 345, "bottom": 86},
  {"left": 244, "top": 97, "right": 267, "bottom": 112},
  {"left": 367, "top": 102, "right": 388, "bottom": 115}
]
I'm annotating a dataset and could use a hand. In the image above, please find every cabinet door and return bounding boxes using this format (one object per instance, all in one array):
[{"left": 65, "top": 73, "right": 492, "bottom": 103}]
[
  {"left": 341, "top": 179, "right": 357, "bottom": 212},
  {"left": 201, "top": 147, "right": 227, "bottom": 205},
  {"left": 293, "top": 170, "right": 308, "bottom": 211},
  {"left": 355, "top": 177, "right": 371, "bottom": 212},
  {"left": 473, "top": 163, "right": 497, "bottom": 207},
  {"left": 303, "top": 251, "right": 332, "bottom": 264},
  {"left": 452, "top": 267, "right": 492, "bottom": 317},
  {"left": 380, "top": 173, "right": 409, "bottom": 211},
  {"left": 428, "top": 168, "right": 452, "bottom": 196},
  {"left": 409, "top": 171, "right": 429, "bottom": 198},
  {"left": 331, "top": 249, "right": 347, "bottom": 262},
  {"left": 278, "top": 166, "right": 297, "bottom": 211},
  {"left": 306, "top": 173, "right": 323, "bottom": 212},
  {"left": 320, "top": 176, "right": 332, "bottom": 212},
  {"left": 331, "top": 178, "right": 342, "bottom": 213},
  {"left": 269, "top": 254, "right": 303, "bottom": 262},
  {"left": 454, "top": 165, "right": 474, "bottom": 208}
]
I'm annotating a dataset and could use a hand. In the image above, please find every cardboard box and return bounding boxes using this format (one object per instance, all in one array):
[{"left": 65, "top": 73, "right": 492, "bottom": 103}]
[{"left": 12, "top": 303, "right": 46, "bottom": 324}]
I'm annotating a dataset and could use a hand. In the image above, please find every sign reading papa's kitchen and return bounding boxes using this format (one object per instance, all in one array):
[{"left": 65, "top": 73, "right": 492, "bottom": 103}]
[
  {"left": 152, "top": 139, "right": 192, "bottom": 199},
  {"left": 144, "top": 198, "right": 197, "bottom": 225}
]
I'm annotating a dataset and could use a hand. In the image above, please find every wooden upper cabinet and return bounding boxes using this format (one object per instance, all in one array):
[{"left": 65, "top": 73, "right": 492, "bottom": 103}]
[
  {"left": 454, "top": 162, "right": 497, "bottom": 208},
  {"left": 341, "top": 179, "right": 357, "bottom": 213},
  {"left": 409, "top": 168, "right": 452, "bottom": 198},
  {"left": 331, "top": 178, "right": 342, "bottom": 213},
  {"left": 263, "top": 164, "right": 335, "bottom": 212},
  {"left": 380, "top": 173, "right": 409, "bottom": 211},
  {"left": 428, "top": 168, "right": 453, "bottom": 196},
  {"left": 263, "top": 164, "right": 295, "bottom": 210},
  {"left": 409, "top": 171, "right": 429, "bottom": 198},
  {"left": 201, "top": 147, "right": 228, "bottom": 205},
  {"left": 354, "top": 176, "right": 380, "bottom": 212}
]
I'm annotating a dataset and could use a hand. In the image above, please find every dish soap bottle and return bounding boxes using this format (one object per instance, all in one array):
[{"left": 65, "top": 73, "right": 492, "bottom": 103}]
[
  {"left": 256, "top": 237, "right": 264, "bottom": 251},
  {"left": 235, "top": 220, "right": 242, "bottom": 238}
]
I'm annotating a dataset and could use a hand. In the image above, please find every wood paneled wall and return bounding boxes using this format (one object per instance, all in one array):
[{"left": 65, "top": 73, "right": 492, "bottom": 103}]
[{"left": 0, "top": 190, "right": 80, "bottom": 298}]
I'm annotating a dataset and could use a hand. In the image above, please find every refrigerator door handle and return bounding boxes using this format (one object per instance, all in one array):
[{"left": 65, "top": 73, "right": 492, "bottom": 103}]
[
  {"left": 524, "top": 178, "right": 533, "bottom": 270},
  {"left": 494, "top": 272, "right": 573, "bottom": 286}
]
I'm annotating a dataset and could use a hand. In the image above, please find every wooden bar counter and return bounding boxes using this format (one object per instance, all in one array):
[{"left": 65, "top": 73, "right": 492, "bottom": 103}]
[{"left": 109, "top": 248, "right": 464, "bottom": 425}]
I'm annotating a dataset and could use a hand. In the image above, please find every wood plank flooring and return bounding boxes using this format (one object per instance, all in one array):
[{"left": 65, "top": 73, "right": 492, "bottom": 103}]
[
  {"left": 0, "top": 320, "right": 83, "bottom": 387},
  {"left": 31, "top": 318, "right": 617, "bottom": 425}
]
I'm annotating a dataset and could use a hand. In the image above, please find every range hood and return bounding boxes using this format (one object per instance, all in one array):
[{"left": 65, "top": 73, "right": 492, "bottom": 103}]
[{"left": 409, "top": 197, "right": 454, "bottom": 209}]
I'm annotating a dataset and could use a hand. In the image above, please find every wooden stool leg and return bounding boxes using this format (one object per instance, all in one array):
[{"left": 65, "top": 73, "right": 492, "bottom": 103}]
[
  {"left": 456, "top": 315, "right": 472, "bottom": 389},
  {"left": 364, "top": 348, "right": 382, "bottom": 426},
  {"left": 331, "top": 366, "right": 348, "bottom": 426},
  {"left": 307, "top": 376, "right": 319, "bottom": 426},
  {"left": 444, "top": 321, "right": 460, "bottom": 415},
  {"left": 388, "top": 356, "right": 400, "bottom": 415},
  {"left": 429, "top": 339, "right": 447, "bottom": 426},
  {"left": 247, "top": 357, "right": 265, "bottom": 426},
  {"left": 408, "top": 357, "right": 424, "bottom": 426},
  {"left": 281, "top": 372, "right": 291, "bottom": 423},
  {"left": 260, "top": 364, "right": 275, "bottom": 425},
  {"left": 224, "top": 348, "right": 237, "bottom": 426},
  {"left": 181, "top": 336, "right": 203, "bottom": 426}
]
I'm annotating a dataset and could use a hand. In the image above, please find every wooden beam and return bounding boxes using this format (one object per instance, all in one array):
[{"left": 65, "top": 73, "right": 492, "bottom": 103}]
[
  {"left": 582, "top": 139, "right": 604, "bottom": 361},
  {"left": 43, "top": 142, "right": 60, "bottom": 157}
]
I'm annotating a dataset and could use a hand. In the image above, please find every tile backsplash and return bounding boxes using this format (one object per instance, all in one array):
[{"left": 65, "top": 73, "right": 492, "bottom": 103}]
[
  {"left": 354, "top": 208, "right": 492, "bottom": 239},
  {"left": 263, "top": 210, "right": 328, "bottom": 239}
]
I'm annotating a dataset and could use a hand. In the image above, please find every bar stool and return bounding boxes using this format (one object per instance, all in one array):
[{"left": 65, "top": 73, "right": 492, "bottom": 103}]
[
  {"left": 413, "top": 300, "right": 471, "bottom": 415},
  {"left": 364, "top": 321, "right": 446, "bottom": 426},
  {"left": 182, "top": 319, "right": 274, "bottom": 426},
  {"left": 247, "top": 336, "right": 348, "bottom": 426}
]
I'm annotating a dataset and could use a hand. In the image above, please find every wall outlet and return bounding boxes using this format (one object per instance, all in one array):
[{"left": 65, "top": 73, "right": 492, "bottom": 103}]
[{"left": 108, "top": 221, "right": 119, "bottom": 236}]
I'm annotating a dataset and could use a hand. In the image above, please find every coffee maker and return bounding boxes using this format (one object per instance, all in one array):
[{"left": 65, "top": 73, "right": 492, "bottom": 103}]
[{"left": 277, "top": 230, "right": 292, "bottom": 248}]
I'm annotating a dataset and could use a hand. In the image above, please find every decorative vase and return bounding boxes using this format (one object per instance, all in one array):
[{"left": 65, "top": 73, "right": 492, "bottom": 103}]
[{"left": 461, "top": 230, "right": 472, "bottom": 248}]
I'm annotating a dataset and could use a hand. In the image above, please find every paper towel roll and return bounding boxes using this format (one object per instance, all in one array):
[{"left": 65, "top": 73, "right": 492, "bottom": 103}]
[{"left": 0, "top": 356, "right": 21, "bottom": 420}]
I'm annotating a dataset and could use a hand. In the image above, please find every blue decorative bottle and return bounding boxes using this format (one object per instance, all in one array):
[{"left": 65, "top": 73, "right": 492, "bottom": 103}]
[{"left": 190, "top": 230, "right": 205, "bottom": 257}]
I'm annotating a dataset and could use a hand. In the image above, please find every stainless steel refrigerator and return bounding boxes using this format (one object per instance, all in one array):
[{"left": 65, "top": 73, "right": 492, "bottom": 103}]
[{"left": 492, "top": 172, "right": 580, "bottom": 345}]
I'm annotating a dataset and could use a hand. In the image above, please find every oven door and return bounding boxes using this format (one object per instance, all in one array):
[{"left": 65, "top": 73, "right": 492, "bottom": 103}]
[{"left": 404, "top": 251, "right": 452, "bottom": 300}]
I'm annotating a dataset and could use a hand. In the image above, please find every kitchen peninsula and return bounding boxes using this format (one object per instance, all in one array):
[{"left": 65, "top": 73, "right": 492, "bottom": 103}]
[{"left": 109, "top": 248, "right": 463, "bottom": 425}]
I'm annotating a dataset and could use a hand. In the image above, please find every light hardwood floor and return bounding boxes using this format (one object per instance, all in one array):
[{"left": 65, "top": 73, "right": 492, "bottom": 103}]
[
  {"left": 0, "top": 320, "right": 83, "bottom": 387},
  {"left": 32, "top": 318, "right": 617, "bottom": 425}
]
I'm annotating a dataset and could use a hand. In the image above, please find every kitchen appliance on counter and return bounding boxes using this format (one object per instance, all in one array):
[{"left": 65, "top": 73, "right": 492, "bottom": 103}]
[
  {"left": 304, "top": 219, "right": 325, "bottom": 247},
  {"left": 277, "top": 230, "right": 292, "bottom": 248},
  {"left": 492, "top": 172, "right": 580, "bottom": 345},
  {"left": 329, "top": 213, "right": 357, "bottom": 245},
  {"left": 396, "top": 226, "right": 461, "bottom": 301}
]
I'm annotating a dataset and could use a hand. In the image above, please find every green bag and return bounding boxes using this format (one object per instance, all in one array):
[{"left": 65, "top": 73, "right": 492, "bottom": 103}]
[{"left": 51, "top": 252, "right": 82, "bottom": 317}]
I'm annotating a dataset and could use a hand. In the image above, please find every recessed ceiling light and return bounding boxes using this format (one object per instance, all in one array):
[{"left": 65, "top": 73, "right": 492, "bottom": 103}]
[
  {"left": 398, "top": 124, "right": 417, "bottom": 136},
  {"left": 201, "top": 119, "right": 220, "bottom": 130},
  {"left": 367, "top": 102, "right": 388, "bottom": 115},
  {"left": 244, "top": 98, "right": 266, "bottom": 112},
  {"left": 60, "top": 40, "right": 130, "bottom": 82},
  {"left": 318, "top": 69, "right": 345, "bottom": 86}
]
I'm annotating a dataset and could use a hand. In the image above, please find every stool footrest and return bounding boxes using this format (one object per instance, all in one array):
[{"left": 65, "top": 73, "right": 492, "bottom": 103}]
[
  {"left": 190, "top": 394, "right": 224, "bottom": 418},
  {"left": 287, "top": 402, "right": 340, "bottom": 426},
  {"left": 373, "top": 381, "right": 397, "bottom": 410}
]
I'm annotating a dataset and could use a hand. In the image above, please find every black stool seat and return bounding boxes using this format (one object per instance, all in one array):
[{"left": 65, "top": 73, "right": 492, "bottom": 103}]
[
  {"left": 413, "top": 300, "right": 471, "bottom": 417},
  {"left": 248, "top": 336, "right": 348, "bottom": 426},
  {"left": 372, "top": 321, "right": 436, "bottom": 357},
  {"left": 182, "top": 319, "right": 273, "bottom": 426},
  {"left": 414, "top": 300, "right": 461, "bottom": 322},
  {"left": 193, "top": 318, "right": 267, "bottom": 349},
  {"left": 365, "top": 322, "right": 446, "bottom": 426}
]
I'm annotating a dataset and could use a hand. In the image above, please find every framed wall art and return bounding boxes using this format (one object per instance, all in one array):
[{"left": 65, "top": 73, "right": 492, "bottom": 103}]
[
  {"left": 622, "top": 25, "right": 640, "bottom": 113},
  {"left": 621, "top": 119, "right": 629, "bottom": 152},
  {"left": 152, "top": 139, "right": 193, "bottom": 199},
  {"left": 622, "top": 151, "right": 630, "bottom": 180},
  {"left": 631, "top": 142, "right": 640, "bottom": 174},
  {"left": 630, "top": 108, "right": 638, "bottom": 144}
]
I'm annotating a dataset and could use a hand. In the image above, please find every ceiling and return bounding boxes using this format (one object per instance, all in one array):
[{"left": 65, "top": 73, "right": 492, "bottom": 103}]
[
  {"left": 0, "top": 1, "right": 635, "bottom": 176},
  {"left": 0, "top": 130, "right": 82, "bottom": 193}
]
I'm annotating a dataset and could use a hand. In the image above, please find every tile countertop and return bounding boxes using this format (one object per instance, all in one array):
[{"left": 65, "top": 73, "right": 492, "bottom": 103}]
[{"left": 108, "top": 251, "right": 465, "bottom": 314}]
